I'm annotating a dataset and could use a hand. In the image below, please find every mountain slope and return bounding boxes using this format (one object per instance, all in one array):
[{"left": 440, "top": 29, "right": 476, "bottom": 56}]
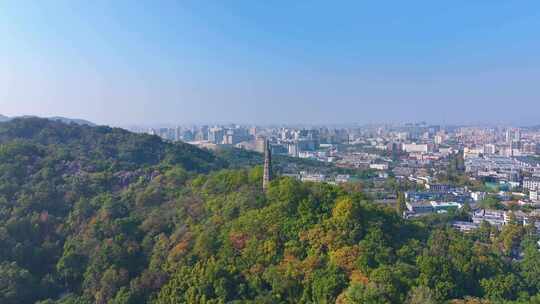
[
  {"left": 0, "top": 114, "right": 96, "bottom": 125},
  {"left": 0, "top": 117, "right": 225, "bottom": 172},
  {"left": 0, "top": 118, "right": 228, "bottom": 303},
  {"left": 0, "top": 118, "right": 538, "bottom": 304}
]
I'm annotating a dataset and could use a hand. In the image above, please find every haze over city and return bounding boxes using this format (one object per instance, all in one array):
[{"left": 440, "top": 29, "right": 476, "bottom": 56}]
[{"left": 2, "top": 1, "right": 540, "bottom": 126}]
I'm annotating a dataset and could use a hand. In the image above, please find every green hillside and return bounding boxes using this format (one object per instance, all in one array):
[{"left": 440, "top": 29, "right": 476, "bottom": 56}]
[{"left": 0, "top": 119, "right": 539, "bottom": 304}]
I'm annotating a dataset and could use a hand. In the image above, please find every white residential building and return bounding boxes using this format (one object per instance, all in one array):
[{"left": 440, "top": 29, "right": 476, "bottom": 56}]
[
  {"left": 523, "top": 177, "right": 540, "bottom": 191},
  {"left": 402, "top": 143, "right": 430, "bottom": 153}
]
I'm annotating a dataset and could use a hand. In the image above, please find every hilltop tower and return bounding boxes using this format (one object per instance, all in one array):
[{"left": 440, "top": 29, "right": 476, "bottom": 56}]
[{"left": 263, "top": 139, "right": 272, "bottom": 191}]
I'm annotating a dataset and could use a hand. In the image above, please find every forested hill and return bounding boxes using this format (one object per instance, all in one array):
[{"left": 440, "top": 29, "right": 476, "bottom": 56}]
[
  {"left": 0, "top": 118, "right": 228, "bottom": 304},
  {"left": 0, "top": 117, "right": 225, "bottom": 172},
  {"left": 2, "top": 119, "right": 540, "bottom": 304}
]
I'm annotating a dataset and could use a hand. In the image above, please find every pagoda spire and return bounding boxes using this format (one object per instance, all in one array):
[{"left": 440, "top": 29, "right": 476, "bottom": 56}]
[{"left": 263, "top": 139, "right": 272, "bottom": 191}]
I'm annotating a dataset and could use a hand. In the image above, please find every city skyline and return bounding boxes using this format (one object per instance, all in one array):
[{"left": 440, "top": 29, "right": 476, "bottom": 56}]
[
  {"left": 3, "top": 113, "right": 540, "bottom": 129},
  {"left": 2, "top": 1, "right": 540, "bottom": 125}
]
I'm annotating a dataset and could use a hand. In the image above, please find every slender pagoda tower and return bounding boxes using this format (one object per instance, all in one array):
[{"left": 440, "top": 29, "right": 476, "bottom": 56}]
[{"left": 263, "top": 139, "right": 272, "bottom": 191}]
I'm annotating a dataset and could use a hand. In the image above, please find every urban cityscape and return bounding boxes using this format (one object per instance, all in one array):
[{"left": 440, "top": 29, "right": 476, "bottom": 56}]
[{"left": 130, "top": 122, "right": 540, "bottom": 232}]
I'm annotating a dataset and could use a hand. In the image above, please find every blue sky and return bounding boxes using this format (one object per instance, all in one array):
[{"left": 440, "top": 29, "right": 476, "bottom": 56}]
[{"left": 1, "top": 1, "right": 539, "bottom": 125}]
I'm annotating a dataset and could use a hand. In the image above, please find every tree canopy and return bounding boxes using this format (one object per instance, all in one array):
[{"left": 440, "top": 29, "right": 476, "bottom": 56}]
[{"left": 0, "top": 118, "right": 539, "bottom": 304}]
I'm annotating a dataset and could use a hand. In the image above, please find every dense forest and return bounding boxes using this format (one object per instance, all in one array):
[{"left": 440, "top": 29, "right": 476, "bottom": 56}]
[{"left": 2, "top": 118, "right": 540, "bottom": 304}]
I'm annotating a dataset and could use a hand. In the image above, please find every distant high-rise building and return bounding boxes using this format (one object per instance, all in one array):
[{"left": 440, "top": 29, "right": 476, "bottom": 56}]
[
  {"left": 175, "top": 126, "right": 182, "bottom": 141},
  {"left": 208, "top": 127, "right": 225, "bottom": 144},
  {"left": 263, "top": 139, "right": 272, "bottom": 191},
  {"left": 506, "top": 128, "right": 521, "bottom": 144},
  {"left": 514, "top": 129, "right": 521, "bottom": 142},
  {"left": 484, "top": 144, "right": 496, "bottom": 155},
  {"left": 288, "top": 142, "right": 299, "bottom": 157},
  {"left": 195, "top": 126, "right": 209, "bottom": 141},
  {"left": 255, "top": 136, "right": 266, "bottom": 153},
  {"left": 249, "top": 127, "right": 257, "bottom": 136}
]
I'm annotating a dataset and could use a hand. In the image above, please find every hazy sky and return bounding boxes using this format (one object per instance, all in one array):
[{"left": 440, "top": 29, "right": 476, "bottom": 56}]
[{"left": 1, "top": 1, "right": 539, "bottom": 126}]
